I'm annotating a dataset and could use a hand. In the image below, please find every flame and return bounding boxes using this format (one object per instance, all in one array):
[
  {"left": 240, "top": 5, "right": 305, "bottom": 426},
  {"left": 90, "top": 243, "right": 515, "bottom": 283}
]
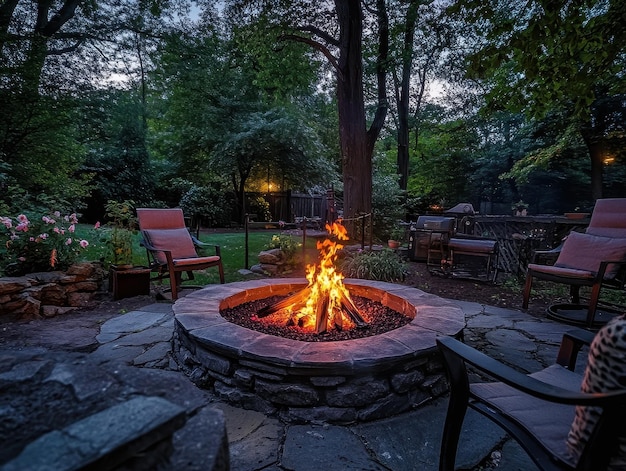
[{"left": 261, "top": 220, "right": 358, "bottom": 332}]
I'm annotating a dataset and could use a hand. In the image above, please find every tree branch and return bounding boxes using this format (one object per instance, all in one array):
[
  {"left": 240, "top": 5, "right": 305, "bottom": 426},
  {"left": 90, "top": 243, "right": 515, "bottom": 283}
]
[
  {"left": 296, "top": 25, "right": 339, "bottom": 47},
  {"left": 279, "top": 33, "right": 342, "bottom": 79},
  {"left": 40, "top": 0, "right": 82, "bottom": 37}
]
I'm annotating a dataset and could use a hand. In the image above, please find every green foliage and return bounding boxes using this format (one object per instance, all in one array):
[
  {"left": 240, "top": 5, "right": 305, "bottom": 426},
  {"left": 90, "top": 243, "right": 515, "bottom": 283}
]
[
  {"left": 100, "top": 200, "right": 138, "bottom": 266},
  {"left": 371, "top": 152, "right": 405, "bottom": 240},
  {"left": 248, "top": 196, "right": 272, "bottom": 222},
  {"left": 264, "top": 234, "right": 301, "bottom": 263},
  {"left": 179, "top": 185, "right": 233, "bottom": 228},
  {"left": 340, "top": 249, "right": 407, "bottom": 282},
  {"left": 0, "top": 211, "right": 90, "bottom": 276}
]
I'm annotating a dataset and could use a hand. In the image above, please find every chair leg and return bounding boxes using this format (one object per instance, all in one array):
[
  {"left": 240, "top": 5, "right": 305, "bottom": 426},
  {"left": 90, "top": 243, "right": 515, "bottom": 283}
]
[
  {"left": 522, "top": 272, "right": 533, "bottom": 309},
  {"left": 169, "top": 267, "right": 179, "bottom": 301},
  {"left": 218, "top": 262, "right": 225, "bottom": 284},
  {"left": 570, "top": 285, "right": 581, "bottom": 304},
  {"left": 585, "top": 283, "right": 602, "bottom": 327},
  {"left": 438, "top": 350, "right": 470, "bottom": 471}
]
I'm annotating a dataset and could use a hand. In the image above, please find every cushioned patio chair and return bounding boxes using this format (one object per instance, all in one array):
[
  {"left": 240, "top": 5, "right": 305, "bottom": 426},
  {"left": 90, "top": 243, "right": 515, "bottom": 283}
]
[
  {"left": 137, "top": 208, "right": 225, "bottom": 300},
  {"left": 437, "top": 318, "right": 626, "bottom": 471},
  {"left": 522, "top": 198, "right": 626, "bottom": 327}
]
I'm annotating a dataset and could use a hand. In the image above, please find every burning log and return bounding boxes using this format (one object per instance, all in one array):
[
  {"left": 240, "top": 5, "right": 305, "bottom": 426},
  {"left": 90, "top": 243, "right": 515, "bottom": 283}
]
[
  {"left": 315, "top": 295, "right": 330, "bottom": 334},
  {"left": 256, "top": 285, "right": 367, "bottom": 334},
  {"left": 257, "top": 287, "right": 312, "bottom": 318},
  {"left": 255, "top": 220, "right": 368, "bottom": 334}
]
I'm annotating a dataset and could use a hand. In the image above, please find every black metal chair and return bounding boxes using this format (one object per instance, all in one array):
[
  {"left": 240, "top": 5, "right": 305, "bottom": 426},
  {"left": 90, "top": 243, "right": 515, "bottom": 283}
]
[{"left": 436, "top": 328, "right": 626, "bottom": 471}]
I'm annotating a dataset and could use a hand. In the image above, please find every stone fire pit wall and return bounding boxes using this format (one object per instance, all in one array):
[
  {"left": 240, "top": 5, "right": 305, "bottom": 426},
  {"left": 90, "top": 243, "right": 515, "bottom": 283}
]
[{"left": 172, "top": 279, "right": 465, "bottom": 424}]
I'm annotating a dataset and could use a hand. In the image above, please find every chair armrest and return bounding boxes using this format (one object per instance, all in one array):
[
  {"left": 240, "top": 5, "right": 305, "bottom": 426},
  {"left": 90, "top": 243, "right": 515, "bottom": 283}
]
[
  {"left": 191, "top": 236, "right": 222, "bottom": 257},
  {"left": 556, "top": 329, "right": 595, "bottom": 370},
  {"left": 530, "top": 249, "right": 560, "bottom": 265},
  {"left": 437, "top": 336, "right": 626, "bottom": 407}
]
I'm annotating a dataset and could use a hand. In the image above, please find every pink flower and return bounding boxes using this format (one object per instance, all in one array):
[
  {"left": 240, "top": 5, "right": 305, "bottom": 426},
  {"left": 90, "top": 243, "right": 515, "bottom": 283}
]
[
  {"left": 42, "top": 216, "right": 55, "bottom": 224},
  {"left": 94, "top": 221, "right": 101, "bottom": 229},
  {"left": 40, "top": 233, "right": 48, "bottom": 240},
  {"left": 15, "top": 223, "right": 28, "bottom": 232},
  {"left": 69, "top": 213, "right": 78, "bottom": 224},
  {"left": 17, "top": 214, "right": 28, "bottom": 223},
  {"left": 29, "top": 237, "right": 35, "bottom": 242},
  {"left": 65, "top": 238, "right": 72, "bottom": 245},
  {"left": 53, "top": 227, "right": 61, "bottom": 234},
  {"left": 18, "top": 257, "right": 26, "bottom": 262},
  {"left": 79, "top": 239, "right": 89, "bottom": 248},
  {"left": 1, "top": 217, "right": 12, "bottom": 229},
  {"left": 68, "top": 224, "right": 75, "bottom": 233},
  {"left": 54, "top": 211, "right": 60, "bottom": 218}
]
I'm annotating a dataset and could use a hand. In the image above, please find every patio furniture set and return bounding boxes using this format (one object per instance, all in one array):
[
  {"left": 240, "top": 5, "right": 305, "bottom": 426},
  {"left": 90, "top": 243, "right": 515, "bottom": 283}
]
[{"left": 129, "top": 200, "right": 625, "bottom": 471}]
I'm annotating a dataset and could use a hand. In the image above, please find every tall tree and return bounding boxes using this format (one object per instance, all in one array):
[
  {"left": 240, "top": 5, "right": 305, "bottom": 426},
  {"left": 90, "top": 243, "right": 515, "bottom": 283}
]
[
  {"left": 451, "top": 0, "right": 626, "bottom": 200},
  {"left": 227, "top": 0, "right": 389, "bottom": 234}
]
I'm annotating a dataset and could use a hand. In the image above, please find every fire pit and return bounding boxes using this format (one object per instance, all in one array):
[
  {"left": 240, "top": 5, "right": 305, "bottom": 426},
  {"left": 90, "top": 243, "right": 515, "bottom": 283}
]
[{"left": 172, "top": 278, "right": 465, "bottom": 424}]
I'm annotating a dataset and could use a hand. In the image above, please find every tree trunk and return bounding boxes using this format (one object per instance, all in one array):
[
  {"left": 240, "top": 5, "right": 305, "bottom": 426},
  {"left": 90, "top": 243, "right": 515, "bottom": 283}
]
[
  {"left": 580, "top": 125, "right": 604, "bottom": 201},
  {"left": 396, "top": 1, "right": 419, "bottom": 192},
  {"left": 335, "top": 0, "right": 388, "bottom": 236},
  {"left": 335, "top": 0, "right": 369, "bottom": 233}
]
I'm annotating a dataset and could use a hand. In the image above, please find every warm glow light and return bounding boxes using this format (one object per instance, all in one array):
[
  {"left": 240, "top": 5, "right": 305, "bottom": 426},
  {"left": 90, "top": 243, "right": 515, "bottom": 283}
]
[
  {"left": 604, "top": 156, "right": 615, "bottom": 165},
  {"left": 258, "top": 220, "right": 359, "bottom": 332}
]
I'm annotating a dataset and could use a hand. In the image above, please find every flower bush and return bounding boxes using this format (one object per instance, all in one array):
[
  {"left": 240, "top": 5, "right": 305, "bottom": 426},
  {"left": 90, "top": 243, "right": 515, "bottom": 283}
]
[
  {"left": 0, "top": 211, "right": 89, "bottom": 276},
  {"left": 265, "top": 234, "right": 301, "bottom": 264}
]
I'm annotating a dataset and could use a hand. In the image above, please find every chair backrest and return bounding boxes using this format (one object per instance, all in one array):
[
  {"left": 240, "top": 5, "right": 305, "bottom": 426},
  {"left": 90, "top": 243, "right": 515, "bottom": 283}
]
[
  {"left": 137, "top": 208, "right": 198, "bottom": 263},
  {"left": 137, "top": 208, "right": 186, "bottom": 231},
  {"left": 587, "top": 198, "right": 626, "bottom": 238}
]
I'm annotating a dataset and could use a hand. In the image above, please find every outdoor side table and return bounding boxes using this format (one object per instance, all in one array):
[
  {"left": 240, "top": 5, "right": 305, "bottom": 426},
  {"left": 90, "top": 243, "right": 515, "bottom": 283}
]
[{"left": 110, "top": 266, "right": 151, "bottom": 300}]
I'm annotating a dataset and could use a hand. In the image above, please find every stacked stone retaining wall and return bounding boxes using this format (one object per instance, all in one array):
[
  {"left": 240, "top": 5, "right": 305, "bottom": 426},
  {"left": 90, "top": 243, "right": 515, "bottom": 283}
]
[{"left": 0, "top": 262, "right": 108, "bottom": 319}]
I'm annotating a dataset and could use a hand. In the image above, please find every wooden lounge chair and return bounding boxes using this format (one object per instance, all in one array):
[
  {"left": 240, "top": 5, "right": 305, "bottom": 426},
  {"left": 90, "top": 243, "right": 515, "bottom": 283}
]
[
  {"left": 522, "top": 198, "right": 626, "bottom": 327},
  {"left": 437, "top": 320, "right": 626, "bottom": 471},
  {"left": 137, "top": 208, "right": 225, "bottom": 300}
]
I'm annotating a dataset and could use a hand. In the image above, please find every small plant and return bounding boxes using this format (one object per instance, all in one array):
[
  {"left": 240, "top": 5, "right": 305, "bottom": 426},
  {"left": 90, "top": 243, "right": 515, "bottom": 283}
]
[
  {"left": 101, "top": 200, "right": 137, "bottom": 267},
  {"left": 340, "top": 249, "right": 406, "bottom": 282},
  {"left": 389, "top": 226, "right": 406, "bottom": 242},
  {"left": 265, "top": 234, "right": 301, "bottom": 264},
  {"left": 0, "top": 210, "right": 89, "bottom": 275}
]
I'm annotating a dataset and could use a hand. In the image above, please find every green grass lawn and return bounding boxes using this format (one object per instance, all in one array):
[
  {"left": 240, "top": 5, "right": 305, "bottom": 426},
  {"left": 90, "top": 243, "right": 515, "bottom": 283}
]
[{"left": 75, "top": 224, "right": 318, "bottom": 287}]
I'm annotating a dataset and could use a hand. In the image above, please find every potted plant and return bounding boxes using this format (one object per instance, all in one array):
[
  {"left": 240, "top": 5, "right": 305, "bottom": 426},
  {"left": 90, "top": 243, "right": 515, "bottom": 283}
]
[
  {"left": 388, "top": 226, "right": 406, "bottom": 249},
  {"left": 101, "top": 200, "right": 150, "bottom": 299},
  {"left": 104, "top": 200, "right": 137, "bottom": 269},
  {"left": 511, "top": 200, "right": 528, "bottom": 216}
]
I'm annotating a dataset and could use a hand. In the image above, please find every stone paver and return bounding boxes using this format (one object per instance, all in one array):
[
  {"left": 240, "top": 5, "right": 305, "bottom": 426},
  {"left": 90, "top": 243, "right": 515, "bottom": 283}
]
[{"left": 0, "top": 288, "right": 585, "bottom": 471}]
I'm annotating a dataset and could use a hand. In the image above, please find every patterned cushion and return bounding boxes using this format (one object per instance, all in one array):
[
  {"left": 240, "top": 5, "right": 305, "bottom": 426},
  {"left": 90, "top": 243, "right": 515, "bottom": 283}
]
[
  {"left": 556, "top": 231, "right": 626, "bottom": 279},
  {"left": 567, "top": 315, "right": 626, "bottom": 469}
]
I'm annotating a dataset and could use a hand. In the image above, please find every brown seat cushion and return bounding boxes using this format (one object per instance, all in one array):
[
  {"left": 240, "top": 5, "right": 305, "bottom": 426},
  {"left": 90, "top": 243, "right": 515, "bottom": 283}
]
[
  {"left": 555, "top": 231, "right": 626, "bottom": 279},
  {"left": 143, "top": 228, "right": 198, "bottom": 264},
  {"left": 527, "top": 263, "right": 595, "bottom": 280}
]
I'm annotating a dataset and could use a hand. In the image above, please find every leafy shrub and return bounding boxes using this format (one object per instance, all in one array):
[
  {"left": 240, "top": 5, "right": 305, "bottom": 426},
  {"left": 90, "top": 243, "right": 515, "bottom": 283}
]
[
  {"left": 0, "top": 211, "right": 89, "bottom": 275},
  {"left": 248, "top": 196, "right": 271, "bottom": 222},
  {"left": 179, "top": 185, "right": 232, "bottom": 228},
  {"left": 340, "top": 249, "right": 406, "bottom": 282},
  {"left": 265, "top": 234, "right": 301, "bottom": 264},
  {"left": 100, "top": 200, "right": 137, "bottom": 266}
]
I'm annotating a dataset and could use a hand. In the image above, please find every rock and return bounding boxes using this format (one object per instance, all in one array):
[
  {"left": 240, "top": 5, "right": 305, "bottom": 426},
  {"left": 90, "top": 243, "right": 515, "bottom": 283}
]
[{"left": 258, "top": 250, "right": 283, "bottom": 264}]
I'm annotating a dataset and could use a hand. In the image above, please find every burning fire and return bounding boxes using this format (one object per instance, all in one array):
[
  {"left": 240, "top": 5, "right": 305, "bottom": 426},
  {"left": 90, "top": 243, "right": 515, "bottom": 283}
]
[{"left": 257, "top": 220, "right": 366, "bottom": 334}]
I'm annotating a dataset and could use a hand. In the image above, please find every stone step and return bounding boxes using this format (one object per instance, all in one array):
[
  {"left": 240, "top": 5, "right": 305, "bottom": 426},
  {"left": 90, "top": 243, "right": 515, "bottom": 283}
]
[{"left": 1, "top": 396, "right": 187, "bottom": 471}]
